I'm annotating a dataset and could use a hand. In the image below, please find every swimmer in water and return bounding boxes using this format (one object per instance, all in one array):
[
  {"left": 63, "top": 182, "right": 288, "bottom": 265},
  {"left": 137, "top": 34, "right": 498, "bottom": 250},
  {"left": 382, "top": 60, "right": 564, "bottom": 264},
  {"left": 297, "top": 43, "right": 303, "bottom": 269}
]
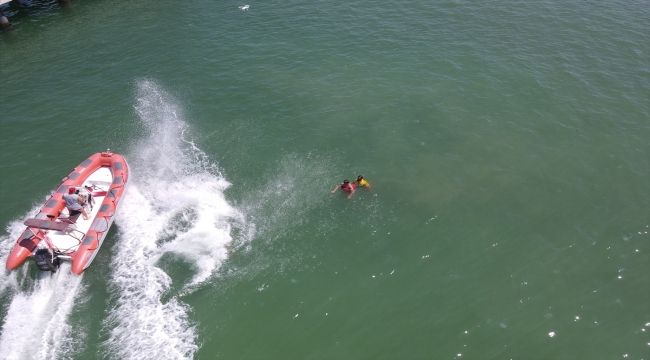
[
  {"left": 355, "top": 175, "right": 370, "bottom": 190},
  {"left": 331, "top": 179, "right": 357, "bottom": 199}
]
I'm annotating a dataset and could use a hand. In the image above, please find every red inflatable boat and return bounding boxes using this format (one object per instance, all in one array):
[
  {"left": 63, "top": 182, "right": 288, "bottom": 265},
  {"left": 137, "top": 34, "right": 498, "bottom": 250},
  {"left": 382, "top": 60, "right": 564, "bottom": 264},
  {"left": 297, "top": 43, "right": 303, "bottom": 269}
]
[{"left": 5, "top": 150, "right": 129, "bottom": 275}]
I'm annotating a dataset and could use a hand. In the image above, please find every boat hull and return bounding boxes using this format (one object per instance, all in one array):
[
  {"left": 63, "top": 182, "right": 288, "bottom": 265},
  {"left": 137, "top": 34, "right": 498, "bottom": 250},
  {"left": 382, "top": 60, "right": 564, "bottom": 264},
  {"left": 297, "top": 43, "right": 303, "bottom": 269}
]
[{"left": 5, "top": 151, "right": 129, "bottom": 275}]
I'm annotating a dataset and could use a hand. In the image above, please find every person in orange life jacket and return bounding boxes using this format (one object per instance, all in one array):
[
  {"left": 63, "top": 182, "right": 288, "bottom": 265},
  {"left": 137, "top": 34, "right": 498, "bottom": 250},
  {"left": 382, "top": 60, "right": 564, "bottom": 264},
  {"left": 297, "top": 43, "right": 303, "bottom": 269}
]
[
  {"left": 331, "top": 179, "right": 357, "bottom": 199},
  {"left": 62, "top": 187, "right": 90, "bottom": 220}
]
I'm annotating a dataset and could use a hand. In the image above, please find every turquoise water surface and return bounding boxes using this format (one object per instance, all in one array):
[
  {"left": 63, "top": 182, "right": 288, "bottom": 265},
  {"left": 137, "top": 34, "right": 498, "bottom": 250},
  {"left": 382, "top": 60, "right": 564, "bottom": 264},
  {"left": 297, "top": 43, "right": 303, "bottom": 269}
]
[{"left": 1, "top": 0, "right": 649, "bottom": 359}]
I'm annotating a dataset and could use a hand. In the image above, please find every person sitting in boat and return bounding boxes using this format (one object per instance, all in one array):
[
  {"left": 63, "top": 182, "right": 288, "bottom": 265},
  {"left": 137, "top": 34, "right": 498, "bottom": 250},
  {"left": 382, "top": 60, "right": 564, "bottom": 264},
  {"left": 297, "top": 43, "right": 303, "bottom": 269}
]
[
  {"left": 78, "top": 193, "right": 89, "bottom": 213},
  {"left": 356, "top": 175, "right": 370, "bottom": 190},
  {"left": 76, "top": 186, "right": 94, "bottom": 211},
  {"left": 63, "top": 187, "right": 89, "bottom": 220},
  {"left": 331, "top": 180, "right": 357, "bottom": 199}
]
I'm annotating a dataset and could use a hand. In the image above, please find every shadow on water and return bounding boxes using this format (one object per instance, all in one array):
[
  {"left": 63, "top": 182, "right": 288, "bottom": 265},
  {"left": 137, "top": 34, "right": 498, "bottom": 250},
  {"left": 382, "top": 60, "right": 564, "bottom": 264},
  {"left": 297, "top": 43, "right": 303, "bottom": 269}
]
[
  {"left": 1, "top": 0, "right": 72, "bottom": 16},
  {"left": 0, "top": 0, "right": 77, "bottom": 31}
]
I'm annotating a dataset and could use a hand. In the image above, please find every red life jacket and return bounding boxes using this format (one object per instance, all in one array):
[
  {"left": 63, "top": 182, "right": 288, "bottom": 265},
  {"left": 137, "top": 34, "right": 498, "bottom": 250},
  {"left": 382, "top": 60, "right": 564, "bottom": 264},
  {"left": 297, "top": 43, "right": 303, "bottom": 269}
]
[{"left": 341, "top": 183, "right": 357, "bottom": 192}]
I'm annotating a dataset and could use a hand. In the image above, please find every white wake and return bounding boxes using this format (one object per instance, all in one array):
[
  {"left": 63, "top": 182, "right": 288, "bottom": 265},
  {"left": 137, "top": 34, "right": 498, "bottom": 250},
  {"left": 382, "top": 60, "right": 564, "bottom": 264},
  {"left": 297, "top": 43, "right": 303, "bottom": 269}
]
[
  {"left": 0, "top": 217, "right": 86, "bottom": 360},
  {"left": 101, "top": 79, "right": 248, "bottom": 359}
]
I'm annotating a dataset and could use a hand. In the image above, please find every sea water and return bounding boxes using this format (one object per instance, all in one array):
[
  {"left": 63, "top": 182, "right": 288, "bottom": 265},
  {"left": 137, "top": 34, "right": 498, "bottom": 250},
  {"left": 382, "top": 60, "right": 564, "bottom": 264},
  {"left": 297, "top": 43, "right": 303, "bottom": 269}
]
[{"left": 0, "top": 0, "right": 648, "bottom": 359}]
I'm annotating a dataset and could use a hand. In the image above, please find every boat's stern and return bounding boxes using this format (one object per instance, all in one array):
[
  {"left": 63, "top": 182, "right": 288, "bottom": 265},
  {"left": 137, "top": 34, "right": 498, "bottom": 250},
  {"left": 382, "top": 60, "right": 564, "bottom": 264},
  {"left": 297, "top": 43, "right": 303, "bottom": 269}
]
[{"left": 5, "top": 228, "right": 41, "bottom": 270}]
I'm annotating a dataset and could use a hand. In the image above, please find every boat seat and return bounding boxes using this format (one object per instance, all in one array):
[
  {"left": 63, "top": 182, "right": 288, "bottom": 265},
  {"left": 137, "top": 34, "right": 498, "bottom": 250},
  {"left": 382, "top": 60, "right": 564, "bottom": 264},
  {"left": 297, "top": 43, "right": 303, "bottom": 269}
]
[
  {"left": 24, "top": 217, "right": 84, "bottom": 244},
  {"left": 24, "top": 219, "right": 72, "bottom": 232}
]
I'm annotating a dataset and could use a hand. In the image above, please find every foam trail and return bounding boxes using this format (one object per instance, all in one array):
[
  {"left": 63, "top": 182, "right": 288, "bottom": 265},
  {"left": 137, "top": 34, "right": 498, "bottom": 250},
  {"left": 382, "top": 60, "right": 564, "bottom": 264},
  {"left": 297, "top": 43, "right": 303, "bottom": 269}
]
[
  {"left": 0, "top": 220, "right": 29, "bottom": 296},
  {"left": 0, "top": 208, "right": 87, "bottom": 360},
  {"left": 103, "top": 80, "right": 246, "bottom": 358}
]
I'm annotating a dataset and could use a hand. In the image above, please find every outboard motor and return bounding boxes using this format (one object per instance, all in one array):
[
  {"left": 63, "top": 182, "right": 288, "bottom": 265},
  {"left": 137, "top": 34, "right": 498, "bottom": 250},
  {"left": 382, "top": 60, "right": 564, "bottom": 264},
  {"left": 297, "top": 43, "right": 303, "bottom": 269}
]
[{"left": 34, "top": 248, "right": 60, "bottom": 273}]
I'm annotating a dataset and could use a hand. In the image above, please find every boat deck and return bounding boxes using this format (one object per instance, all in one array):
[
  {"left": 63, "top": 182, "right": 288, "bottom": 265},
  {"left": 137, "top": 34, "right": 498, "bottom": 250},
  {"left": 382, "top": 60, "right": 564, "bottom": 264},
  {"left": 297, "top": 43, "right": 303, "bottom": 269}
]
[{"left": 48, "top": 167, "right": 113, "bottom": 255}]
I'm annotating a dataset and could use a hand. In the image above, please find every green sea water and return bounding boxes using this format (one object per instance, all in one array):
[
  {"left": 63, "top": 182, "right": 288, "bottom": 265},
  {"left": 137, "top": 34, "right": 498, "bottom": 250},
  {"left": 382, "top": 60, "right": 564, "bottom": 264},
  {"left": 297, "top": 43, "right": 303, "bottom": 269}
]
[{"left": 0, "top": 0, "right": 649, "bottom": 359}]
